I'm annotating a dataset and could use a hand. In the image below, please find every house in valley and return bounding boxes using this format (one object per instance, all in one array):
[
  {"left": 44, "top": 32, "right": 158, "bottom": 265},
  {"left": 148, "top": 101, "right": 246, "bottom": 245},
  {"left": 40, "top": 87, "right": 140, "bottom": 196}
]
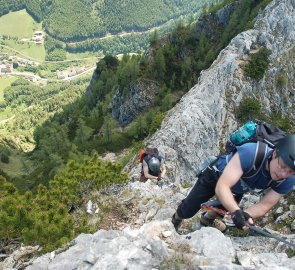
[
  {"left": 0, "top": 63, "right": 13, "bottom": 73},
  {"left": 32, "top": 31, "right": 44, "bottom": 44}
]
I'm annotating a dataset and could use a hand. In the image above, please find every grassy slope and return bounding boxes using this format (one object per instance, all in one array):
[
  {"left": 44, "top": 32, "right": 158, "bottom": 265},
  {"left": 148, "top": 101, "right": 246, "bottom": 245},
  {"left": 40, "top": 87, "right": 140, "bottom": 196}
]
[
  {"left": 0, "top": 9, "right": 41, "bottom": 37},
  {"left": 65, "top": 51, "right": 103, "bottom": 60},
  {"left": 0, "top": 151, "right": 32, "bottom": 178},
  {"left": 3, "top": 39, "right": 46, "bottom": 61},
  {"left": 0, "top": 10, "right": 46, "bottom": 61}
]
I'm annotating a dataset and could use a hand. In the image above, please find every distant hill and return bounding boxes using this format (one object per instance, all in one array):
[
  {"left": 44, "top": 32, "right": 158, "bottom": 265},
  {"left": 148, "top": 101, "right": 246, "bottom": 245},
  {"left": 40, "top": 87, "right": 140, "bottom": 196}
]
[{"left": 1, "top": 0, "right": 220, "bottom": 42}]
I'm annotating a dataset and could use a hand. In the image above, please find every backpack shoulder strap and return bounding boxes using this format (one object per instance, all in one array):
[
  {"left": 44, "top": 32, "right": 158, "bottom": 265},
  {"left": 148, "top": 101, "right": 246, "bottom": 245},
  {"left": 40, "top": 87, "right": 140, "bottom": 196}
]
[
  {"left": 141, "top": 154, "right": 150, "bottom": 175},
  {"left": 142, "top": 154, "right": 150, "bottom": 164},
  {"left": 243, "top": 142, "right": 268, "bottom": 178}
]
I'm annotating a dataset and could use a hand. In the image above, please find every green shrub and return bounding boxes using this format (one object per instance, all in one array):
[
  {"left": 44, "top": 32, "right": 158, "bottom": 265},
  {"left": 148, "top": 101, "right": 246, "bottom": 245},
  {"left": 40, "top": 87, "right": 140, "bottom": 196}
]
[
  {"left": 45, "top": 49, "right": 67, "bottom": 61},
  {"left": 149, "top": 112, "right": 165, "bottom": 133},
  {"left": 0, "top": 154, "right": 128, "bottom": 252},
  {"left": 160, "top": 253, "right": 194, "bottom": 270},
  {"left": 1, "top": 153, "right": 9, "bottom": 164},
  {"left": 270, "top": 112, "right": 291, "bottom": 132},
  {"left": 0, "top": 146, "right": 11, "bottom": 164},
  {"left": 286, "top": 248, "right": 295, "bottom": 258},
  {"left": 236, "top": 97, "right": 261, "bottom": 122},
  {"left": 160, "top": 92, "right": 173, "bottom": 112},
  {"left": 244, "top": 47, "right": 271, "bottom": 80},
  {"left": 276, "top": 72, "right": 288, "bottom": 88}
]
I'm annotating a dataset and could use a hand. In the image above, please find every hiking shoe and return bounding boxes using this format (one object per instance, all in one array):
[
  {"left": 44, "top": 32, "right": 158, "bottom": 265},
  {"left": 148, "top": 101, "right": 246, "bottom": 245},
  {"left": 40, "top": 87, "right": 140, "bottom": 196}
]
[
  {"left": 200, "top": 212, "right": 214, "bottom": 226},
  {"left": 200, "top": 213, "right": 227, "bottom": 233},
  {"left": 172, "top": 213, "right": 183, "bottom": 231}
]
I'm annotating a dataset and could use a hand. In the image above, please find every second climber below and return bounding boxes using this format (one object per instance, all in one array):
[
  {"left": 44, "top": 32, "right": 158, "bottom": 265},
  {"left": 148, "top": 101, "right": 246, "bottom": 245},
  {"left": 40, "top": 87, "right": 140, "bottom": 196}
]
[{"left": 140, "top": 147, "right": 166, "bottom": 182}]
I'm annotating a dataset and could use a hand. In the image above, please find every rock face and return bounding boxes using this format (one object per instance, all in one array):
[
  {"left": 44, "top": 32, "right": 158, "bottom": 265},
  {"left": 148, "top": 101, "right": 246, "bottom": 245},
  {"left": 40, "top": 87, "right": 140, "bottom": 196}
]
[
  {"left": 109, "top": 0, "right": 241, "bottom": 127},
  {"left": 86, "top": 66, "right": 159, "bottom": 127},
  {"left": 24, "top": 1, "right": 295, "bottom": 269},
  {"left": 26, "top": 225, "right": 236, "bottom": 270},
  {"left": 112, "top": 80, "right": 159, "bottom": 126},
  {"left": 129, "top": 0, "right": 295, "bottom": 184},
  {"left": 196, "top": 1, "right": 235, "bottom": 41},
  {"left": 25, "top": 180, "right": 295, "bottom": 270}
]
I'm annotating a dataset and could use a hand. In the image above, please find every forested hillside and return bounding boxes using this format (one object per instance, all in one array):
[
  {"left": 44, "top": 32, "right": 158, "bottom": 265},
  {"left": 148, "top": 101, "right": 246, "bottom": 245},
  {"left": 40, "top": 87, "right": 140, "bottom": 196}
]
[
  {"left": 0, "top": 0, "right": 24, "bottom": 17},
  {"left": 0, "top": 77, "right": 90, "bottom": 189},
  {"left": 0, "top": 0, "right": 223, "bottom": 59},
  {"left": 1, "top": 0, "right": 219, "bottom": 41}
]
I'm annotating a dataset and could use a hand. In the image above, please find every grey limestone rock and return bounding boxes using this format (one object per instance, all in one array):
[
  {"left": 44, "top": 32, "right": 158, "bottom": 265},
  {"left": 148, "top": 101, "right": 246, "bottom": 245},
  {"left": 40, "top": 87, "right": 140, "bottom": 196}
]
[{"left": 111, "top": 80, "right": 159, "bottom": 126}]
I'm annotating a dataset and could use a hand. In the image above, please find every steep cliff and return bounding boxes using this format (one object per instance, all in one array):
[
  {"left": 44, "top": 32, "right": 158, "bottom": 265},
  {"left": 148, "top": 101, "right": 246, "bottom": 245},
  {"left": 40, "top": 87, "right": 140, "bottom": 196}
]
[
  {"left": 111, "top": 79, "right": 159, "bottom": 126},
  {"left": 129, "top": 0, "right": 295, "bottom": 184},
  {"left": 16, "top": 1, "right": 295, "bottom": 269},
  {"left": 105, "top": 0, "right": 252, "bottom": 127}
]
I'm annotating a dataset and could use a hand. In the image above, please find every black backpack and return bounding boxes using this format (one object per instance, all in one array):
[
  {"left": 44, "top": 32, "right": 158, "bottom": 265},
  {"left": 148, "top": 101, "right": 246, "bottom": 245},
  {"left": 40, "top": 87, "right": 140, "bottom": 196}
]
[
  {"left": 196, "top": 121, "right": 286, "bottom": 177},
  {"left": 225, "top": 121, "right": 286, "bottom": 152},
  {"left": 226, "top": 121, "right": 286, "bottom": 177}
]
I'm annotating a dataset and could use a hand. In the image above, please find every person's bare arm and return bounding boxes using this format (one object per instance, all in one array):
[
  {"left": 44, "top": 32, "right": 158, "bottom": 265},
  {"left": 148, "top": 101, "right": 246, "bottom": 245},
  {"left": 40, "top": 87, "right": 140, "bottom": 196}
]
[
  {"left": 215, "top": 152, "right": 254, "bottom": 229},
  {"left": 160, "top": 161, "right": 166, "bottom": 178},
  {"left": 143, "top": 160, "right": 158, "bottom": 180},
  {"left": 215, "top": 153, "right": 244, "bottom": 213},
  {"left": 245, "top": 189, "right": 282, "bottom": 219}
]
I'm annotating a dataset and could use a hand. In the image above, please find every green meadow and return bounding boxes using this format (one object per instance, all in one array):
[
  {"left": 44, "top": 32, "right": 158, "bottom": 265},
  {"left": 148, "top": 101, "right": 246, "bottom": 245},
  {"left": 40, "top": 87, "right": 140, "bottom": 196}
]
[
  {"left": 0, "top": 9, "right": 41, "bottom": 38},
  {"left": 65, "top": 51, "right": 103, "bottom": 61},
  {"left": 2, "top": 39, "right": 46, "bottom": 61},
  {"left": 0, "top": 10, "right": 45, "bottom": 61}
]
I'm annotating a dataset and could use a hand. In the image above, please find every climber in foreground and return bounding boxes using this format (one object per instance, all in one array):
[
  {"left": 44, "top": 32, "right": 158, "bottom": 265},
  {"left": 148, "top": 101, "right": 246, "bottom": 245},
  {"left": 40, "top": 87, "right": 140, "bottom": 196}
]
[{"left": 172, "top": 135, "right": 295, "bottom": 232}]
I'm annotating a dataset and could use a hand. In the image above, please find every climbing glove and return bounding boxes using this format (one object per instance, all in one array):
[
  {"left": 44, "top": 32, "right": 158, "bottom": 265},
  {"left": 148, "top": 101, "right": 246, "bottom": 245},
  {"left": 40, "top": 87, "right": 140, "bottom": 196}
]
[{"left": 231, "top": 209, "right": 252, "bottom": 229}]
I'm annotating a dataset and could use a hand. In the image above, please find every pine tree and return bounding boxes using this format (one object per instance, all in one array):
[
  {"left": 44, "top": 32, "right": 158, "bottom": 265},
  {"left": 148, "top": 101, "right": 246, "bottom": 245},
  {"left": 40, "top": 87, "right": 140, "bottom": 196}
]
[{"left": 154, "top": 48, "right": 166, "bottom": 82}]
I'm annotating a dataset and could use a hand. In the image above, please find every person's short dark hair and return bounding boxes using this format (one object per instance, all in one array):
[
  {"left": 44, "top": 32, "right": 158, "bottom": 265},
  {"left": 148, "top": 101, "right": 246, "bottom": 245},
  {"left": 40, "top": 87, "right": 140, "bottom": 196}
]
[{"left": 146, "top": 147, "right": 159, "bottom": 158}]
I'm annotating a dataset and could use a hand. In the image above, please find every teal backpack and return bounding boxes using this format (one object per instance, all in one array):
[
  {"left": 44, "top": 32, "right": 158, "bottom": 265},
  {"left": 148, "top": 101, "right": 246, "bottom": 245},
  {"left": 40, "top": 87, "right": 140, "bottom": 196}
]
[
  {"left": 195, "top": 120, "right": 286, "bottom": 177},
  {"left": 229, "top": 120, "right": 257, "bottom": 145},
  {"left": 225, "top": 120, "right": 286, "bottom": 152}
]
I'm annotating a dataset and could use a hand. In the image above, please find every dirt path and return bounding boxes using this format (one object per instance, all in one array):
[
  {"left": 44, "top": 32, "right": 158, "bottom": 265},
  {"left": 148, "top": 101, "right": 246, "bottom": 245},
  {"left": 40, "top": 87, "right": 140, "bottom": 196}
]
[
  {"left": 0, "top": 114, "right": 15, "bottom": 125},
  {"left": 64, "top": 18, "right": 175, "bottom": 46},
  {"left": 0, "top": 44, "right": 42, "bottom": 63}
]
